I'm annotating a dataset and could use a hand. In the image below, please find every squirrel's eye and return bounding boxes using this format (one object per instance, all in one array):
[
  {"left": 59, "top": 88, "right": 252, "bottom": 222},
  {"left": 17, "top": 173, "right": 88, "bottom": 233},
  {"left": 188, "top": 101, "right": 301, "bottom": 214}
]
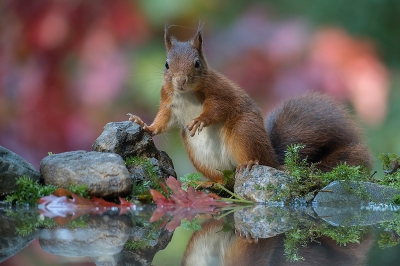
[
  {"left": 165, "top": 62, "right": 169, "bottom": 69},
  {"left": 194, "top": 60, "right": 200, "bottom": 68}
]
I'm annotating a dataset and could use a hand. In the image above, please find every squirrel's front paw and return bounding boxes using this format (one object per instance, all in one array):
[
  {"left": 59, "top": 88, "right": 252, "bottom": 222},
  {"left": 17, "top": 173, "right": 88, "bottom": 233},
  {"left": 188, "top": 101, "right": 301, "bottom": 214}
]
[
  {"left": 186, "top": 118, "right": 205, "bottom": 137},
  {"left": 127, "top": 113, "right": 156, "bottom": 135},
  {"left": 127, "top": 113, "right": 146, "bottom": 126}
]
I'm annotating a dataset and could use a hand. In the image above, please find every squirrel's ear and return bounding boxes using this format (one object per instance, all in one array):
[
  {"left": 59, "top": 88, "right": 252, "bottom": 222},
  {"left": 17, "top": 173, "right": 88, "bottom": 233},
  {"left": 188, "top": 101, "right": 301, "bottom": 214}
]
[
  {"left": 164, "top": 23, "right": 173, "bottom": 52},
  {"left": 192, "top": 21, "right": 204, "bottom": 52}
]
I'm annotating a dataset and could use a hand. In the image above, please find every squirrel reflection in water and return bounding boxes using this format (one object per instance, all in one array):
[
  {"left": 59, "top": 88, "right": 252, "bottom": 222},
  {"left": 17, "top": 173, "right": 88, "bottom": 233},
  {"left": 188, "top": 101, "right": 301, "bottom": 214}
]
[{"left": 181, "top": 219, "right": 373, "bottom": 266}]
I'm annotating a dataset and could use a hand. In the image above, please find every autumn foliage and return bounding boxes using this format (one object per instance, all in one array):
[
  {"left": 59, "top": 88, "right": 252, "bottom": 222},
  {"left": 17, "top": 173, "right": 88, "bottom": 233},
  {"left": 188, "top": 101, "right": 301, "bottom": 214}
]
[
  {"left": 38, "top": 188, "right": 135, "bottom": 225},
  {"left": 149, "top": 177, "right": 228, "bottom": 231},
  {"left": 38, "top": 178, "right": 228, "bottom": 231}
]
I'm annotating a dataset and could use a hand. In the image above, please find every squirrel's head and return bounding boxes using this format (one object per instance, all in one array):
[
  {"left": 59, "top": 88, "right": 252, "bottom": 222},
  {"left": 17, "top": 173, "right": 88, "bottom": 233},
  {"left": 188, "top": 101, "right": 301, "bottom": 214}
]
[{"left": 163, "top": 22, "right": 209, "bottom": 93}]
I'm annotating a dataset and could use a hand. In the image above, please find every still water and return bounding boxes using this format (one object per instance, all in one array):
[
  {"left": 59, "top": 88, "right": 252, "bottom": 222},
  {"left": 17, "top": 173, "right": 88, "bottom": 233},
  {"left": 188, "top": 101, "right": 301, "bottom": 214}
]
[{"left": 1, "top": 202, "right": 400, "bottom": 266}]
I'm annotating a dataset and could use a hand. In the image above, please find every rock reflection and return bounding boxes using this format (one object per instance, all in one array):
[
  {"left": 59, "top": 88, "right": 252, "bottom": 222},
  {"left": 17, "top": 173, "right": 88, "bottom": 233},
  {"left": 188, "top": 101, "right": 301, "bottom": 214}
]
[
  {"left": 39, "top": 214, "right": 131, "bottom": 262},
  {"left": 0, "top": 207, "right": 38, "bottom": 263},
  {"left": 1, "top": 205, "right": 173, "bottom": 265},
  {"left": 2, "top": 202, "right": 400, "bottom": 265}
]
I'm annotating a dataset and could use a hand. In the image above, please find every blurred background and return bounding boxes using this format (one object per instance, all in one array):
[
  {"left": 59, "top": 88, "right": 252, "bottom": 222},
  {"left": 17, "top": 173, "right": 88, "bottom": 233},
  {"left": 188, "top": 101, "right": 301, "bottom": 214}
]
[
  {"left": 1, "top": 0, "right": 400, "bottom": 176},
  {"left": 1, "top": 0, "right": 400, "bottom": 264}
]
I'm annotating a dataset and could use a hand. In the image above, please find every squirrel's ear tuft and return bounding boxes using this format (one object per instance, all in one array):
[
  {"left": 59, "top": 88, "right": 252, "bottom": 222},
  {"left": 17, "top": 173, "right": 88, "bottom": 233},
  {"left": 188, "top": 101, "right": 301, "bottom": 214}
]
[
  {"left": 192, "top": 21, "right": 204, "bottom": 52},
  {"left": 164, "top": 23, "right": 173, "bottom": 52}
]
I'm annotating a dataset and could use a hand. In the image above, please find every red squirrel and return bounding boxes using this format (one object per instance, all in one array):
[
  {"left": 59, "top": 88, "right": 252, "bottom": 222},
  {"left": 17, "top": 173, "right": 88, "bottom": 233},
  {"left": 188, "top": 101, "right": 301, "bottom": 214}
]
[{"left": 128, "top": 24, "right": 372, "bottom": 183}]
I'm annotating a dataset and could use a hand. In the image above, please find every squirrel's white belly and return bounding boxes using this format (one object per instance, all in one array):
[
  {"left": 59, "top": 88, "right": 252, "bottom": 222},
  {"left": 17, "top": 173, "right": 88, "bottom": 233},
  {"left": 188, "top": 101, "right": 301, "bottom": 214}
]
[
  {"left": 186, "top": 124, "right": 235, "bottom": 171},
  {"left": 171, "top": 92, "right": 236, "bottom": 172}
]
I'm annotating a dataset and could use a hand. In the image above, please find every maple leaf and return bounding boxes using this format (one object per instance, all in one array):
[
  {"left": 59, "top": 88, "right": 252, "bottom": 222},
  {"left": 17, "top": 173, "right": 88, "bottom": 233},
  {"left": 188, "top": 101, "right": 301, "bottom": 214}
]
[{"left": 150, "top": 177, "right": 229, "bottom": 231}]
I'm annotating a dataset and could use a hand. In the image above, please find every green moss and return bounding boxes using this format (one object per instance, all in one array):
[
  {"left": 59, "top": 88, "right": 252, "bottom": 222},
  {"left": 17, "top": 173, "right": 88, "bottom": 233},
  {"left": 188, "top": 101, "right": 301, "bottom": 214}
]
[
  {"left": 67, "top": 183, "right": 90, "bottom": 198},
  {"left": 179, "top": 173, "right": 202, "bottom": 191},
  {"left": 180, "top": 218, "right": 202, "bottom": 231},
  {"left": 125, "top": 156, "right": 168, "bottom": 201},
  {"left": 124, "top": 218, "right": 164, "bottom": 250},
  {"left": 379, "top": 153, "right": 400, "bottom": 190},
  {"left": 178, "top": 170, "right": 235, "bottom": 191},
  {"left": 284, "top": 222, "right": 368, "bottom": 262},
  {"left": 284, "top": 228, "right": 308, "bottom": 262},
  {"left": 377, "top": 212, "right": 400, "bottom": 249},
  {"left": 124, "top": 239, "right": 150, "bottom": 249},
  {"left": 378, "top": 232, "right": 400, "bottom": 249},
  {"left": 5, "top": 176, "right": 89, "bottom": 205},
  {"left": 5, "top": 209, "right": 90, "bottom": 237},
  {"left": 5, "top": 176, "right": 57, "bottom": 204},
  {"left": 393, "top": 195, "right": 400, "bottom": 205},
  {"left": 377, "top": 153, "right": 400, "bottom": 203},
  {"left": 221, "top": 169, "right": 235, "bottom": 188},
  {"left": 262, "top": 144, "right": 373, "bottom": 201},
  {"left": 5, "top": 209, "right": 58, "bottom": 236}
]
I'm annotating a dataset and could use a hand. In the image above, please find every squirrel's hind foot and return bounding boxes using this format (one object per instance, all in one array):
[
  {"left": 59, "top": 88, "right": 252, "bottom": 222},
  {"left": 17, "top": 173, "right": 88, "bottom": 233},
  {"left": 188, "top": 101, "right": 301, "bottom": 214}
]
[
  {"left": 236, "top": 160, "right": 259, "bottom": 173},
  {"left": 235, "top": 228, "right": 259, "bottom": 244}
]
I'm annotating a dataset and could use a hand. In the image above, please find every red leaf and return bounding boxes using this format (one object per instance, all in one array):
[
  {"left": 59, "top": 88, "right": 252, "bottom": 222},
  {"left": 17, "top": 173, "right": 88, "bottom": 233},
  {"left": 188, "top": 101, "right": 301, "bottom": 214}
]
[
  {"left": 38, "top": 189, "right": 136, "bottom": 224},
  {"left": 150, "top": 177, "right": 230, "bottom": 231},
  {"left": 150, "top": 189, "right": 175, "bottom": 207},
  {"left": 53, "top": 187, "right": 73, "bottom": 197}
]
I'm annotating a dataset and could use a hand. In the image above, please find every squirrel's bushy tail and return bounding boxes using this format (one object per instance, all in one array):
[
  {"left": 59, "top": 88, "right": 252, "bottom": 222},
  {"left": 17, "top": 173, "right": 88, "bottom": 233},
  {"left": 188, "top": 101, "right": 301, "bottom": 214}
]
[{"left": 265, "top": 93, "right": 373, "bottom": 171}]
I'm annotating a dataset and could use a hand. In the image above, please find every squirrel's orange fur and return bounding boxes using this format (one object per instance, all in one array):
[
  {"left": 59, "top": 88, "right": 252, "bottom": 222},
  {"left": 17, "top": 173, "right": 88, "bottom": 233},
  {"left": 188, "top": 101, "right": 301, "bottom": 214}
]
[{"left": 128, "top": 24, "right": 372, "bottom": 182}]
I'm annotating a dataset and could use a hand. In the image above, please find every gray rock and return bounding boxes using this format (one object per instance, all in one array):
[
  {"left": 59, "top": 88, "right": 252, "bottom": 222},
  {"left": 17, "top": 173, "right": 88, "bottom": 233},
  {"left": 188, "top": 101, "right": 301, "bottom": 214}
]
[
  {"left": 92, "top": 121, "right": 176, "bottom": 179},
  {"left": 0, "top": 145, "right": 41, "bottom": 198},
  {"left": 313, "top": 181, "right": 400, "bottom": 205},
  {"left": 0, "top": 209, "right": 38, "bottom": 263},
  {"left": 40, "top": 151, "right": 132, "bottom": 198},
  {"left": 234, "top": 165, "right": 293, "bottom": 203}
]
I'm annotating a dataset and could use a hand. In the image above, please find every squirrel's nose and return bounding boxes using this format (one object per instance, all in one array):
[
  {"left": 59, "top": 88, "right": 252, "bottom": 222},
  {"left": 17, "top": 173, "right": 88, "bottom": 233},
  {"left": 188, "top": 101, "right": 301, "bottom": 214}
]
[
  {"left": 176, "top": 77, "right": 186, "bottom": 86},
  {"left": 174, "top": 76, "right": 187, "bottom": 90}
]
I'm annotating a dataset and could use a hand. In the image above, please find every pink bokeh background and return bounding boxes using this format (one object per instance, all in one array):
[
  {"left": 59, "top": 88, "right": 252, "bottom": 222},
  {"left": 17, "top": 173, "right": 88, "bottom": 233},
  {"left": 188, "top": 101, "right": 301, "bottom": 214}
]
[{"left": 0, "top": 1, "right": 390, "bottom": 174}]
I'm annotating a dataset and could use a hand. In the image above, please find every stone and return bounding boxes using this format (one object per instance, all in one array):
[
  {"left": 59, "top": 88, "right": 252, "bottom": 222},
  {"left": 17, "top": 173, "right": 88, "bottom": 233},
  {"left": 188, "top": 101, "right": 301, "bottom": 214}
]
[
  {"left": 40, "top": 151, "right": 132, "bottom": 198},
  {"left": 234, "top": 165, "right": 293, "bottom": 203},
  {"left": 92, "top": 121, "right": 176, "bottom": 179},
  {"left": 313, "top": 181, "right": 400, "bottom": 205},
  {"left": 0, "top": 145, "right": 41, "bottom": 198},
  {"left": 0, "top": 208, "right": 38, "bottom": 263}
]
